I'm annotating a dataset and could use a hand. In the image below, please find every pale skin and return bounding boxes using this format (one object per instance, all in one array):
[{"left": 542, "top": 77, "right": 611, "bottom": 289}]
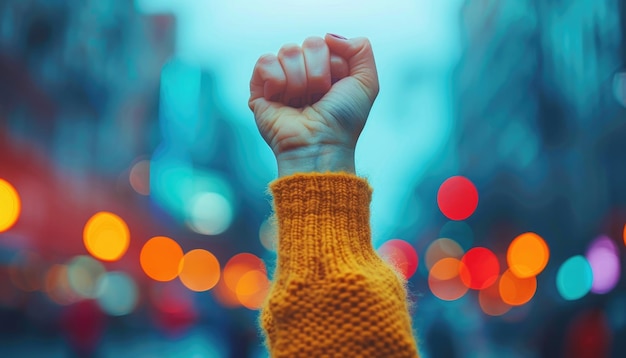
[{"left": 248, "top": 34, "right": 379, "bottom": 176}]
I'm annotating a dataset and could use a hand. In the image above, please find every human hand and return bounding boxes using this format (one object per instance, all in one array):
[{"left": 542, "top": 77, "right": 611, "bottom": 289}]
[{"left": 249, "top": 34, "right": 379, "bottom": 176}]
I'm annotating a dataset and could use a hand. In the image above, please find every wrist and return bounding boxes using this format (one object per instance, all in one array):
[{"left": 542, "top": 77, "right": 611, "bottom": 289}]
[{"left": 276, "top": 145, "right": 356, "bottom": 177}]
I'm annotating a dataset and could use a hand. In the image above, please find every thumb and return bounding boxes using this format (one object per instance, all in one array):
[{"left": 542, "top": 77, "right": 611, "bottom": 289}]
[{"left": 324, "top": 34, "right": 379, "bottom": 101}]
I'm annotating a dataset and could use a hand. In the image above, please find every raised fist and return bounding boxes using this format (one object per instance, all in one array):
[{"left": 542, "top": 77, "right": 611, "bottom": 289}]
[{"left": 249, "top": 34, "right": 379, "bottom": 176}]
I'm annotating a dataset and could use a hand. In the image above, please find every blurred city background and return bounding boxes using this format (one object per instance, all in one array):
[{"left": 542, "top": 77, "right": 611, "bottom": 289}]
[{"left": 0, "top": 0, "right": 625, "bottom": 357}]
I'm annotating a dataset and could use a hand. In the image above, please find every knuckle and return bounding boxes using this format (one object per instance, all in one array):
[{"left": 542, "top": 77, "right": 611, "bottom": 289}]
[
  {"left": 257, "top": 53, "right": 277, "bottom": 66},
  {"left": 302, "top": 36, "right": 325, "bottom": 48},
  {"left": 290, "top": 82, "right": 307, "bottom": 94},
  {"left": 269, "top": 76, "right": 286, "bottom": 87},
  {"left": 308, "top": 74, "right": 330, "bottom": 87},
  {"left": 358, "top": 37, "right": 372, "bottom": 47},
  {"left": 278, "top": 43, "right": 301, "bottom": 58}
]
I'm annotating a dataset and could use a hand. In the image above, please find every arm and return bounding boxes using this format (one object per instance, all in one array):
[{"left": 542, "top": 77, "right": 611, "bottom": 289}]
[{"left": 249, "top": 34, "right": 419, "bottom": 357}]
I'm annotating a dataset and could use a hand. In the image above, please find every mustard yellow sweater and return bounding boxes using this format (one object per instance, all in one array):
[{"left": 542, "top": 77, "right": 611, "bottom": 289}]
[{"left": 262, "top": 173, "right": 419, "bottom": 357}]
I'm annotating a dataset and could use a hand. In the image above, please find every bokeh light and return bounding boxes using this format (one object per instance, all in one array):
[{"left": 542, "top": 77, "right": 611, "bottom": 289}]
[
  {"left": 0, "top": 178, "right": 21, "bottom": 232},
  {"left": 623, "top": 223, "right": 626, "bottom": 246},
  {"left": 507, "top": 232, "right": 549, "bottom": 278},
  {"left": 428, "top": 258, "right": 470, "bottom": 301},
  {"left": 377, "top": 239, "right": 418, "bottom": 279},
  {"left": 460, "top": 247, "right": 500, "bottom": 290},
  {"left": 178, "top": 249, "right": 220, "bottom": 292},
  {"left": 437, "top": 176, "right": 479, "bottom": 221},
  {"left": 149, "top": 281, "right": 197, "bottom": 333},
  {"left": 439, "top": 220, "right": 474, "bottom": 251},
  {"left": 557, "top": 255, "right": 593, "bottom": 301},
  {"left": 83, "top": 211, "right": 131, "bottom": 261},
  {"left": 479, "top": 277, "right": 512, "bottom": 316},
  {"left": 96, "top": 271, "right": 139, "bottom": 316},
  {"left": 220, "top": 253, "right": 268, "bottom": 309},
  {"left": 259, "top": 218, "right": 278, "bottom": 252},
  {"left": 213, "top": 279, "right": 242, "bottom": 308},
  {"left": 129, "top": 159, "right": 151, "bottom": 195},
  {"left": 499, "top": 269, "right": 537, "bottom": 306},
  {"left": 425, "top": 238, "right": 464, "bottom": 271},
  {"left": 236, "top": 270, "right": 270, "bottom": 310},
  {"left": 44, "top": 264, "right": 79, "bottom": 306},
  {"left": 67, "top": 255, "right": 106, "bottom": 299},
  {"left": 586, "top": 236, "right": 620, "bottom": 294},
  {"left": 223, "top": 253, "right": 266, "bottom": 292},
  {"left": 140, "top": 236, "right": 184, "bottom": 282},
  {"left": 188, "top": 192, "right": 233, "bottom": 236}
]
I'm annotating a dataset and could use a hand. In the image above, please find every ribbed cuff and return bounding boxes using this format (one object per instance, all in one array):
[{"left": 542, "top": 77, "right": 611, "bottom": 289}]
[{"left": 270, "top": 173, "right": 379, "bottom": 281}]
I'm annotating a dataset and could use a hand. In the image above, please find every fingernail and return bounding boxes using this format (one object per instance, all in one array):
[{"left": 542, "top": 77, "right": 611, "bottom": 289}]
[
  {"left": 270, "top": 93, "right": 282, "bottom": 102},
  {"left": 288, "top": 97, "right": 303, "bottom": 107},
  {"left": 310, "top": 93, "right": 324, "bottom": 103},
  {"left": 328, "top": 33, "right": 347, "bottom": 40}
]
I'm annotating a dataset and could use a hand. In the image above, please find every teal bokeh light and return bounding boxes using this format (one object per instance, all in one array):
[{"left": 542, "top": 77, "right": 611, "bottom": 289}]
[{"left": 557, "top": 255, "right": 593, "bottom": 301}]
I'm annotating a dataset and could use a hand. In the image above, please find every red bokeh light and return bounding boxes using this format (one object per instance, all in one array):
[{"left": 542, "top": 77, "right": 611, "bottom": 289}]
[
  {"left": 378, "top": 239, "right": 419, "bottom": 279},
  {"left": 437, "top": 176, "right": 479, "bottom": 221},
  {"left": 460, "top": 247, "right": 500, "bottom": 290}
]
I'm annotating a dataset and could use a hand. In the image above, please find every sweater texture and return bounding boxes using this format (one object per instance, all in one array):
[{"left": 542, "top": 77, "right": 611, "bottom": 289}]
[{"left": 261, "top": 173, "right": 419, "bottom": 357}]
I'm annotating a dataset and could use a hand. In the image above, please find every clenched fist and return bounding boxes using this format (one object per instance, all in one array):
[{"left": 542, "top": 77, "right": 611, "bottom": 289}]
[{"left": 248, "top": 34, "right": 379, "bottom": 176}]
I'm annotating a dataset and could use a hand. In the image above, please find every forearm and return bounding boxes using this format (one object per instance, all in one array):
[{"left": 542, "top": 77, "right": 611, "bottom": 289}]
[{"left": 261, "top": 173, "right": 419, "bottom": 357}]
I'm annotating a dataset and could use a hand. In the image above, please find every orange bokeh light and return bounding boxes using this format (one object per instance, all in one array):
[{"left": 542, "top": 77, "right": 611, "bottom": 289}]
[
  {"left": 507, "top": 232, "right": 549, "bottom": 278},
  {"left": 223, "top": 253, "right": 266, "bottom": 292},
  {"left": 213, "top": 279, "right": 241, "bottom": 308},
  {"left": 179, "top": 249, "right": 220, "bottom": 292},
  {"left": 0, "top": 178, "right": 21, "bottom": 233},
  {"left": 428, "top": 258, "right": 470, "bottom": 301},
  {"left": 499, "top": 269, "right": 537, "bottom": 306},
  {"left": 140, "top": 236, "right": 183, "bottom": 282},
  {"left": 83, "top": 211, "right": 130, "bottom": 261},
  {"left": 219, "top": 253, "right": 269, "bottom": 310},
  {"left": 236, "top": 270, "right": 270, "bottom": 310}
]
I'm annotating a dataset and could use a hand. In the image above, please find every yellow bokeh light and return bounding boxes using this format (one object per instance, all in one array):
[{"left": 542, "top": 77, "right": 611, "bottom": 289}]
[
  {"left": 236, "top": 270, "right": 270, "bottom": 310},
  {"left": 507, "top": 232, "right": 549, "bottom": 278},
  {"left": 0, "top": 179, "right": 21, "bottom": 233},
  {"left": 179, "top": 249, "right": 221, "bottom": 292},
  {"left": 83, "top": 212, "right": 130, "bottom": 261},
  {"left": 140, "top": 236, "right": 184, "bottom": 282},
  {"left": 499, "top": 269, "right": 536, "bottom": 306}
]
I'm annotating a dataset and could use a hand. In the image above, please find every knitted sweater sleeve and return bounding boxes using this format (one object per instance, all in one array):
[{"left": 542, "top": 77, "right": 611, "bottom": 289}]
[{"left": 261, "top": 173, "right": 419, "bottom": 357}]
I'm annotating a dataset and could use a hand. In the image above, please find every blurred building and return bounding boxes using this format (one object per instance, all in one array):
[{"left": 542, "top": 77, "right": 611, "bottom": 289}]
[{"left": 414, "top": 0, "right": 625, "bottom": 356}]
